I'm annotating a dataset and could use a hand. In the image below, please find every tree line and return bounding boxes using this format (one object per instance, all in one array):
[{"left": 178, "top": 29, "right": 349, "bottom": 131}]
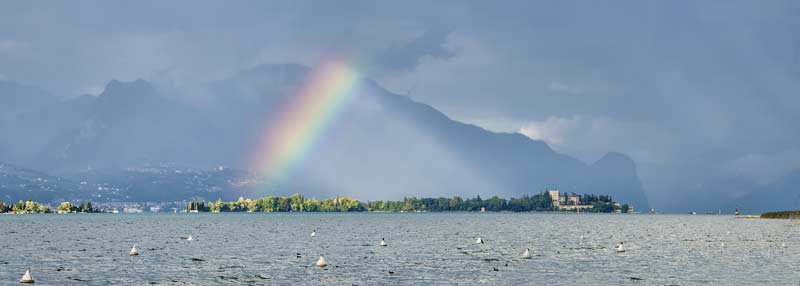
[
  {"left": 760, "top": 210, "right": 800, "bottom": 219},
  {"left": 57, "top": 201, "right": 101, "bottom": 213},
  {"left": 0, "top": 200, "right": 101, "bottom": 214},
  {"left": 186, "top": 192, "right": 621, "bottom": 213}
]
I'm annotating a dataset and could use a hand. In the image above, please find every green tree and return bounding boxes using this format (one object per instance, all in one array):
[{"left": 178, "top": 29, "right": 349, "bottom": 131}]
[{"left": 58, "top": 202, "right": 74, "bottom": 213}]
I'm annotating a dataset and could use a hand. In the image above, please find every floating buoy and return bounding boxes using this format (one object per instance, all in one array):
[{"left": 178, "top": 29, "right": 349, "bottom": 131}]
[
  {"left": 380, "top": 238, "right": 387, "bottom": 247},
  {"left": 521, "top": 248, "right": 532, "bottom": 259},
  {"left": 187, "top": 235, "right": 193, "bottom": 241},
  {"left": 130, "top": 245, "right": 139, "bottom": 256},
  {"left": 19, "top": 270, "right": 34, "bottom": 283},
  {"left": 476, "top": 237, "right": 484, "bottom": 244},
  {"left": 315, "top": 256, "right": 328, "bottom": 267},
  {"left": 615, "top": 242, "right": 625, "bottom": 253},
  {"left": 311, "top": 230, "right": 316, "bottom": 238}
]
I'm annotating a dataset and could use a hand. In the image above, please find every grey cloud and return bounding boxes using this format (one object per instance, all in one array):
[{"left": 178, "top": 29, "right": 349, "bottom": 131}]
[{"left": 367, "top": 29, "right": 455, "bottom": 74}]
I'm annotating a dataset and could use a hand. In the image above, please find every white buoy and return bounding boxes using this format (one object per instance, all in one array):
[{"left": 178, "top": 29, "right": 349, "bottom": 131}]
[
  {"left": 476, "top": 237, "right": 484, "bottom": 244},
  {"left": 615, "top": 242, "right": 625, "bottom": 253},
  {"left": 311, "top": 230, "right": 316, "bottom": 238},
  {"left": 19, "top": 270, "right": 34, "bottom": 283},
  {"left": 380, "top": 238, "right": 387, "bottom": 246},
  {"left": 187, "top": 235, "right": 193, "bottom": 241},
  {"left": 315, "top": 256, "right": 328, "bottom": 267},
  {"left": 521, "top": 248, "right": 532, "bottom": 259},
  {"left": 579, "top": 235, "right": 584, "bottom": 240},
  {"left": 130, "top": 245, "right": 139, "bottom": 256}
]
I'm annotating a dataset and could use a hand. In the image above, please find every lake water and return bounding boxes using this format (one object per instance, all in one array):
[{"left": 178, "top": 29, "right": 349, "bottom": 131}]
[{"left": 0, "top": 213, "right": 797, "bottom": 285}]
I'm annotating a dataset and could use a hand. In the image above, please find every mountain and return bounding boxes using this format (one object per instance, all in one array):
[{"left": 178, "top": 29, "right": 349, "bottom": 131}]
[
  {"left": 342, "top": 81, "right": 649, "bottom": 208},
  {"left": 0, "top": 161, "right": 79, "bottom": 203},
  {"left": 0, "top": 161, "right": 260, "bottom": 204},
  {"left": 0, "top": 80, "right": 59, "bottom": 163},
  {"left": 0, "top": 80, "right": 56, "bottom": 117},
  {"left": 579, "top": 152, "right": 649, "bottom": 211},
  {"left": 27, "top": 79, "right": 220, "bottom": 172},
  {"left": 0, "top": 65, "right": 651, "bottom": 209},
  {"left": 69, "top": 165, "right": 259, "bottom": 202}
]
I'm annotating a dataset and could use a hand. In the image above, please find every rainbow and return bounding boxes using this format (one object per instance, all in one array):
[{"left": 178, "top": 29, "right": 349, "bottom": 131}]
[{"left": 252, "top": 59, "right": 361, "bottom": 187}]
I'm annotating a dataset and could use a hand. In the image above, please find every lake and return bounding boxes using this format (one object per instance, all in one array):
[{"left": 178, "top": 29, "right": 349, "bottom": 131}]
[{"left": 0, "top": 213, "right": 797, "bottom": 285}]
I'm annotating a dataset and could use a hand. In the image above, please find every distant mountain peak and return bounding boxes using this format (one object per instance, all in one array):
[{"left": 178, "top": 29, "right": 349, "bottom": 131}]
[{"left": 594, "top": 152, "right": 635, "bottom": 167}]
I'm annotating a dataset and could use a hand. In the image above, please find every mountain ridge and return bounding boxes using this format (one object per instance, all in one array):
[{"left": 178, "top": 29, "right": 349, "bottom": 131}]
[{"left": 0, "top": 64, "right": 651, "bottom": 209}]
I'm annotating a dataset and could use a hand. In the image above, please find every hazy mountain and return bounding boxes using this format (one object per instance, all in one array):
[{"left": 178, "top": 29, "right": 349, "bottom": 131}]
[
  {"left": 579, "top": 152, "right": 649, "bottom": 211},
  {"left": 0, "top": 80, "right": 56, "bottom": 117},
  {"left": 732, "top": 170, "right": 800, "bottom": 214},
  {"left": 0, "top": 161, "right": 260, "bottom": 204},
  {"left": 0, "top": 65, "right": 651, "bottom": 209},
  {"left": 0, "top": 161, "right": 79, "bottom": 203},
  {"left": 4, "top": 94, "right": 95, "bottom": 165},
  {"left": 69, "top": 165, "right": 259, "bottom": 202},
  {"left": 29, "top": 79, "right": 221, "bottom": 172},
  {"left": 0, "top": 80, "right": 59, "bottom": 163},
  {"left": 202, "top": 66, "right": 651, "bottom": 208}
]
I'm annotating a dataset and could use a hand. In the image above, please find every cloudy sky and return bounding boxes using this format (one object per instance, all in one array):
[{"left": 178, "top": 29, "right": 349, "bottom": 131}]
[{"left": 2, "top": 0, "right": 799, "bottom": 207}]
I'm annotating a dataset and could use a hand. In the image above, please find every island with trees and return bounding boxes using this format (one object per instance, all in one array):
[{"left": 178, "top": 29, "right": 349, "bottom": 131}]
[
  {"left": 0, "top": 200, "right": 101, "bottom": 214},
  {"left": 760, "top": 210, "right": 800, "bottom": 219},
  {"left": 1, "top": 191, "right": 628, "bottom": 214},
  {"left": 186, "top": 191, "right": 626, "bottom": 213}
]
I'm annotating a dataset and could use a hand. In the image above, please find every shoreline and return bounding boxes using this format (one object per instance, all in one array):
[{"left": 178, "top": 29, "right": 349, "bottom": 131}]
[{"left": 0, "top": 211, "right": 744, "bottom": 216}]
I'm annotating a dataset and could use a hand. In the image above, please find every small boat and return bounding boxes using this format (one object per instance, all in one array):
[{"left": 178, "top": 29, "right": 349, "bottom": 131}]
[
  {"left": 130, "top": 245, "right": 139, "bottom": 256},
  {"left": 380, "top": 238, "right": 387, "bottom": 246},
  {"left": 615, "top": 242, "right": 625, "bottom": 253},
  {"left": 476, "top": 237, "right": 484, "bottom": 244},
  {"left": 311, "top": 230, "right": 316, "bottom": 237},
  {"left": 20, "top": 270, "right": 34, "bottom": 283},
  {"left": 187, "top": 235, "right": 193, "bottom": 241},
  {"left": 315, "top": 256, "right": 328, "bottom": 267},
  {"left": 521, "top": 248, "right": 532, "bottom": 259}
]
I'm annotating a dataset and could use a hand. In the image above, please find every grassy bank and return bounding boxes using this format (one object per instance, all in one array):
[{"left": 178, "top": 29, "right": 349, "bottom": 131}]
[{"left": 760, "top": 210, "right": 800, "bottom": 219}]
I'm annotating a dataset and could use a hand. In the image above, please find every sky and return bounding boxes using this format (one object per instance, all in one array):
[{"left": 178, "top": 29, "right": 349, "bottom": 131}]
[{"left": 1, "top": 0, "right": 799, "bottom": 208}]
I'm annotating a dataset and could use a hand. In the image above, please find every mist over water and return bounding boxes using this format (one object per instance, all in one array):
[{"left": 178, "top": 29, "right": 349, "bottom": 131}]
[{"left": 1, "top": 213, "right": 797, "bottom": 285}]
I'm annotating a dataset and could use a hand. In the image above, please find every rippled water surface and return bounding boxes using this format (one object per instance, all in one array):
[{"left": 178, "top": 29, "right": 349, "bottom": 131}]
[{"left": 0, "top": 213, "right": 798, "bottom": 285}]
